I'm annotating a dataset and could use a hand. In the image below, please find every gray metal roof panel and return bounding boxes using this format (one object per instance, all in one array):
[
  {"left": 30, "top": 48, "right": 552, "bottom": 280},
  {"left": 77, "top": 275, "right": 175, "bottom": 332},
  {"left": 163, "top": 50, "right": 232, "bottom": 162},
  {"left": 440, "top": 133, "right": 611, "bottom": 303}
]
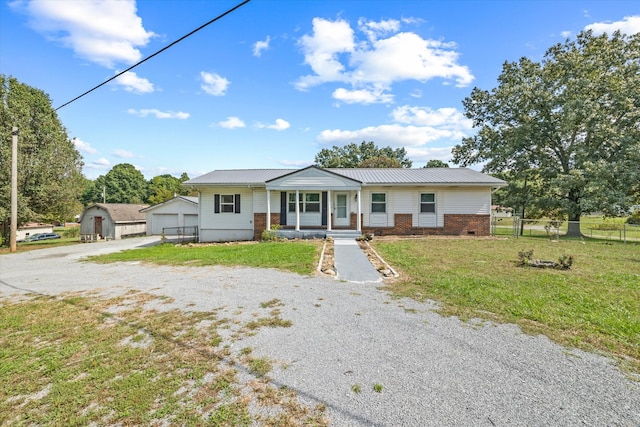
[
  {"left": 185, "top": 168, "right": 506, "bottom": 186},
  {"left": 184, "top": 169, "right": 294, "bottom": 185},
  {"left": 328, "top": 168, "right": 506, "bottom": 185}
]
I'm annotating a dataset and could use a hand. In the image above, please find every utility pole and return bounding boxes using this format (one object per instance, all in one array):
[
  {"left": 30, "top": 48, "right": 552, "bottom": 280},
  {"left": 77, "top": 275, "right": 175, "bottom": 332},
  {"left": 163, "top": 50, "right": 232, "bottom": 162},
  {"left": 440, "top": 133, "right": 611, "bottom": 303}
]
[{"left": 10, "top": 127, "right": 18, "bottom": 252}]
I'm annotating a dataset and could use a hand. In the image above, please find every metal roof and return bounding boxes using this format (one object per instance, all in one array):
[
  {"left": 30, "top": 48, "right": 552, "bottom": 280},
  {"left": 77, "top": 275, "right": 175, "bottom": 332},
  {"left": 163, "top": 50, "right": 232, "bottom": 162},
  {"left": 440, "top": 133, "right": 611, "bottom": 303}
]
[
  {"left": 184, "top": 167, "right": 506, "bottom": 186},
  {"left": 140, "top": 196, "right": 198, "bottom": 213}
]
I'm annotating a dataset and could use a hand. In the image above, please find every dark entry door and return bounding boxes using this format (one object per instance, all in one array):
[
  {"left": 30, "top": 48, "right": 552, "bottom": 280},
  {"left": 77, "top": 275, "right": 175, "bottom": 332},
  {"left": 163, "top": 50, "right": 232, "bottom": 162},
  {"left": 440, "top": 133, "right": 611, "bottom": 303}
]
[{"left": 94, "top": 217, "right": 103, "bottom": 236}]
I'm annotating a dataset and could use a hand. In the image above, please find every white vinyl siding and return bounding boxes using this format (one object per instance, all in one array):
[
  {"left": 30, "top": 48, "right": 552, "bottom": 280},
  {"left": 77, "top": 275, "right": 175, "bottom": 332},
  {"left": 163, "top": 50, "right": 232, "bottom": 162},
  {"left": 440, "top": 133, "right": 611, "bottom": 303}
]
[
  {"left": 442, "top": 189, "right": 491, "bottom": 214},
  {"left": 199, "top": 188, "right": 253, "bottom": 231},
  {"left": 363, "top": 189, "right": 391, "bottom": 227}
]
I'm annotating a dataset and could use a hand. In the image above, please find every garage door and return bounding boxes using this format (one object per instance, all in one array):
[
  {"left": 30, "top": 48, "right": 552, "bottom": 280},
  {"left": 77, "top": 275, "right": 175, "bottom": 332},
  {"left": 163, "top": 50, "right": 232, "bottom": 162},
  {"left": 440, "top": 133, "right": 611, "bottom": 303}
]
[
  {"left": 184, "top": 214, "right": 198, "bottom": 228},
  {"left": 152, "top": 214, "right": 179, "bottom": 235}
]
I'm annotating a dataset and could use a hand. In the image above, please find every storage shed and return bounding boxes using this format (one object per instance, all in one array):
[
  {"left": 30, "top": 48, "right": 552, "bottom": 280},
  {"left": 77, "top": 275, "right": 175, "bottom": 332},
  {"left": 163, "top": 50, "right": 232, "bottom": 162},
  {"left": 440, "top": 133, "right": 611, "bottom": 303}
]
[
  {"left": 79, "top": 203, "right": 148, "bottom": 241},
  {"left": 140, "top": 196, "right": 198, "bottom": 236}
]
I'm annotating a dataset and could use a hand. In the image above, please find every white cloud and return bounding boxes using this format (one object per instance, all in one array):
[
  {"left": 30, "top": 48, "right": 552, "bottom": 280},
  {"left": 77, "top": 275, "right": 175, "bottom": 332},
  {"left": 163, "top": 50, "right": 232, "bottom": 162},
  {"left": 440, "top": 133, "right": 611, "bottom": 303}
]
[
  {"left": 114, "top": 149, "right": 135, "bottom": 158},
  {"left": 333, "top": 87, "right": 394, "bottom": 104},
  {"left": 113, "top": 71, "right": 154, "bottom": 93},
  {"left": 296, "top": 18, "right": 355, "bottom": 90},
  {"left": 391, "top": 106, "right": 473, "bottom": 130},
  {"left": 405, "top": 146, "right": 455, "bottom": 164},
  {"left": 269, "top": 119, "right": 290, "bottom": 130},
  {"left": 127, "top": 108, "right": 189, "bottom": 119},
  {"left": 358, "top": 18, "right": 400, "bottom": 41},
  {"left": 218, "top": 116, "right": 246, "bottom": 129},
  {"left": 317, "top": 104, "right": 473, "bottom": 155},
  {"left": 257, "top": 118, "right": 291, "bottom": 131},
  {"left": 317, "top": 124, "right": 459, "bottom": 148},
  {"left": 295, "top": 17, "right": 474, "bottom": 103},
  {"left": 253, "top": 36, "right": 270, "bottom": 57},
  {"left": 200, "top": 71, "right": 230, "bottom": 96},
  {"left": 560, "top": 30, "right": 572, "bottom": 38},
  {"left": 585, "top": 15, "right": 640, "bottom": 35},
  {"left": 91, "top": 157, "right": 111, "bottom": 168},
  {"left": 10, "top": 0, "right": 155, "bottom": 68},
  {"left": 73, "top": 137, "right": 97, "bottom": 154}
]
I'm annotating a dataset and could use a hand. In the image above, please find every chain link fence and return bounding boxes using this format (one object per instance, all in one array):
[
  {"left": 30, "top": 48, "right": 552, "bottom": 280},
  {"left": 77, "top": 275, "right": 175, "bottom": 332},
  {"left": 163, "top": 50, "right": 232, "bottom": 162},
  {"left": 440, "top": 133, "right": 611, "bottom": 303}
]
[{"left": 492, "top": 217, "right": 640, "bottom": 243}]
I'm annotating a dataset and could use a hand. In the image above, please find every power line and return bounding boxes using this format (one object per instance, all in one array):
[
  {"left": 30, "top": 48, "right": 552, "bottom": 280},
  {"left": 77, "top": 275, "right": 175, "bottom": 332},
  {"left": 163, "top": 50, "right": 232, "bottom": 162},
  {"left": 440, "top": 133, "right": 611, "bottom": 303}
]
[{"left": 55, "top": 0, "right": 251, "bottom": 111}]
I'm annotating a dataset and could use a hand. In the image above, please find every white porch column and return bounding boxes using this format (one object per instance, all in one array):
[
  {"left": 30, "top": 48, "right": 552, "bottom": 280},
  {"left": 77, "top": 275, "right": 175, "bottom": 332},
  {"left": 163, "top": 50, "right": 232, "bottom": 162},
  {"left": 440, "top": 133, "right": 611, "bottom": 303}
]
[
  {"left": 295, "top": 189, "right": 300, "bottom": 231},
  {"left": 357, "top": 189, "right": 362, "bottom": 232},
  {"left": 266, "top": 189, "right": 271, "bottom": 230},
  {"left": 326, "top": 190, "right": 332, "bottom": 231}
]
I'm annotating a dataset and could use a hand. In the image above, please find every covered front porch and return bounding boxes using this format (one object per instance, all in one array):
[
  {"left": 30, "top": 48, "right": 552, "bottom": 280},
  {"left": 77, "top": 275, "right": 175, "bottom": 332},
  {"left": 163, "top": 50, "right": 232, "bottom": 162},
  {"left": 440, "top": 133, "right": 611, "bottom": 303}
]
[{"left": 263, "top": 167, "right": 363, "bottom": 235}]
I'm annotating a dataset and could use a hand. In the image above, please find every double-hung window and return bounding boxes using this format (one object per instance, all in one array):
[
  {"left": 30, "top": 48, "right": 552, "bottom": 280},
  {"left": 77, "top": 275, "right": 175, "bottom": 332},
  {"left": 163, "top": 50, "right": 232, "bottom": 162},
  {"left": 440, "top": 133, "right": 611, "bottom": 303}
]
[
  {"left": 288, "top": 192, "right": 321, "bottom": 213},
  {"left": 420, "top": 193, "right": 436, "bottom": 213},
  {"left": 371, "top": 193, "right": 386, "bottom": 213},
  {"left": 214, "top": 194, "right": 240, "bottom": 214}
]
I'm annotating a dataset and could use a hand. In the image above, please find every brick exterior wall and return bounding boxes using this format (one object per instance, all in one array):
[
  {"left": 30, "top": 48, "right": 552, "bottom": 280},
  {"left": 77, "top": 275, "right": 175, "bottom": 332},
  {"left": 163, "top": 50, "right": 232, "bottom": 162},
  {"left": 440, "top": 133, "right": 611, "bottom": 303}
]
[
  {"left": 253, "top": 213, "right": 266, "bottom": 240},
  {"left": 255, "top": 212, "right": 490, "bottom": 240},
  {"left": 362, "top": 213, "right": 490, "bottom": 237}
]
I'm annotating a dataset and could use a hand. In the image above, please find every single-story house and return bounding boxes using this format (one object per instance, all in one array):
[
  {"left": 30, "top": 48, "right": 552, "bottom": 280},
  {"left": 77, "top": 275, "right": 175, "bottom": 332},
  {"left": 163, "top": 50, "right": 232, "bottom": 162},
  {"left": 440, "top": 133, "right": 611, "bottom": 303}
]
[
  {"left": 17, "top": 222, "right": 53, "bottom": 241},
  {"left": 79, "top": 203, "right": 148, "bottom": 241},
  {"left": 184, "top": 166, "right": 507, "bottom": 242},
  {"left": 140, "top": 196, "right": 199, "bottom": 236}
]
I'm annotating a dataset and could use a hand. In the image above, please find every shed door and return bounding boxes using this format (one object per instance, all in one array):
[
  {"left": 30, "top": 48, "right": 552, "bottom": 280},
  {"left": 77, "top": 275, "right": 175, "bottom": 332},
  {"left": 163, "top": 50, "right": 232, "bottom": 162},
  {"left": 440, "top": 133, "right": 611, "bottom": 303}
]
[{"left": 94, "top": 217, "right": 103, "bottom": 236}]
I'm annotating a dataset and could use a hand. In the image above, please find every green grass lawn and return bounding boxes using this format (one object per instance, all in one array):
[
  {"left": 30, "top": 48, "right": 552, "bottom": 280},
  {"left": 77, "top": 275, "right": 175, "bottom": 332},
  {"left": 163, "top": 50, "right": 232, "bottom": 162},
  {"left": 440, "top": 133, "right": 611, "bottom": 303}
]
[
  {"left": 372, "top": 237, "right": 640, "bottom": 372},
  {"left": 87, "top": 240, "right": 323, "bottom": 276}
]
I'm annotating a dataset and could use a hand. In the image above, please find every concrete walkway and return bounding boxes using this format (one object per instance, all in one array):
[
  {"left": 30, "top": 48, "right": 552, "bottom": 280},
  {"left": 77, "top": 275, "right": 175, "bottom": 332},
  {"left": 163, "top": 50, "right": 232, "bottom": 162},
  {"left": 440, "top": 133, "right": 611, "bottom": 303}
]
[{"left": 332, "top": 238, "right": 381, "bottom": 283}]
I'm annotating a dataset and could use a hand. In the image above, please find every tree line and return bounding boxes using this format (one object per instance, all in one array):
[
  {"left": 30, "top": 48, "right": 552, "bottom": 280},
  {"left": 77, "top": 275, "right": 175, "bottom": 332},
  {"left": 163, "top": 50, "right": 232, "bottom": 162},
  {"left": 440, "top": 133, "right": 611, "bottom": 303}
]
[
  {"left": 81, "top": 164, "right": 194, "bottom": 206},
  {"left": 2, "top": 30, "right": 638, "bottom": 241}
]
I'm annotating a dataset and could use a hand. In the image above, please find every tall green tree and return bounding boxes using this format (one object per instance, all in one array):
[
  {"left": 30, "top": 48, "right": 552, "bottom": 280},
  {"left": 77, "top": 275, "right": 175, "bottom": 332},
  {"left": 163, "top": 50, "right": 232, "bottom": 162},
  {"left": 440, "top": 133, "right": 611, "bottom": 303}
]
[
  {"left": 452, "top": 31, "right": 640, "bottom": 236},
  {"left": 0, "top": 75, "right": 84, "bottom": 233},
  {"left": 314, "top": 141, "right": 412, "bottom": 168},
  {"left": 147, "top": 173, "right": 191, "bottom": 205},
  {"left": 84, "top": 163, "right": 148, "bottom": 204}
]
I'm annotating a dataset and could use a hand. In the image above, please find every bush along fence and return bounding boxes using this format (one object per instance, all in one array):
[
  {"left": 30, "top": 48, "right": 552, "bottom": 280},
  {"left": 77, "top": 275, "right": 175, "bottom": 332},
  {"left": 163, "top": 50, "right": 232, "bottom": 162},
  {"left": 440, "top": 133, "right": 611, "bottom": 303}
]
[{"left": 492, "top": 217, "right": 640, "bottom": 243}]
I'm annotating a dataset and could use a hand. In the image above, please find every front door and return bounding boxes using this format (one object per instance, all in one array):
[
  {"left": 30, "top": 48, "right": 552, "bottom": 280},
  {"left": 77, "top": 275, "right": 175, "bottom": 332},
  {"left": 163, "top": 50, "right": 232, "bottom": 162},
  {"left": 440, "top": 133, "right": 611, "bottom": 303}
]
[
  {"left": 334, "top": 193, "right": 349, "bottom": 227},
  {"left": 94, "top": 217, "right": 103, "bottom": 237}
]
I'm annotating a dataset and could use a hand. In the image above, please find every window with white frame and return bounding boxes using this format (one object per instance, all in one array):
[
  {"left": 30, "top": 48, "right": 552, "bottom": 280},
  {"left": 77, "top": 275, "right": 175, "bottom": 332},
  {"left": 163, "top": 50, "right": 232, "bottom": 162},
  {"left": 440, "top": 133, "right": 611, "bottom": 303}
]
[
  {"left": 214, "top": 194, "right": 240, "bottom": 214},
  {"left": 288, "top": 192, "right": 321, "bottom": 213},
  {"left": 420, "top": 193, "right": 436, "bottom": 213},
  {"left": 220, "top": 195, "right": 235, "bottom": 212},
  {"left": 371, "top": 193, "right": 386, "bottom": 213}
]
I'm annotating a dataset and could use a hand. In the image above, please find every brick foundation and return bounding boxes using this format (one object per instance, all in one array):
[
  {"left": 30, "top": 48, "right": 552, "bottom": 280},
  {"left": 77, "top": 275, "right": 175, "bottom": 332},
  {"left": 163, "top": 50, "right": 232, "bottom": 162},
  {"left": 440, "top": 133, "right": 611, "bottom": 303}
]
[
  {"left": 253, "top": 213, "right": 284, "bottom": 240},
  {"left": 362, "top": 213, "right": 490, "bottom": 237},
  {"left": 255, "top": 212, "right": 490, "bottom": 240}
]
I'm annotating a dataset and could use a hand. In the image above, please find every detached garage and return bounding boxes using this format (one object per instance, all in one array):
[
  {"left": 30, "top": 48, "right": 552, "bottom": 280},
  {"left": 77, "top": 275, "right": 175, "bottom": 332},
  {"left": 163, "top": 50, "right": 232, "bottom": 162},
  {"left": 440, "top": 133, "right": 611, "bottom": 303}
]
[{"left": 141, "top": 196, "right": 198, "bottom": 237}]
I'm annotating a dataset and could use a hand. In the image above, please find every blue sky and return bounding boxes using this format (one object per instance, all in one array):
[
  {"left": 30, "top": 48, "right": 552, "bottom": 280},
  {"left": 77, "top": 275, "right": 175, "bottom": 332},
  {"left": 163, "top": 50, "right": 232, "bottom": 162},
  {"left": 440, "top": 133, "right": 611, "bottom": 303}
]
[{"left": 1, "top": 0, "right": 638, "bottom": 179}]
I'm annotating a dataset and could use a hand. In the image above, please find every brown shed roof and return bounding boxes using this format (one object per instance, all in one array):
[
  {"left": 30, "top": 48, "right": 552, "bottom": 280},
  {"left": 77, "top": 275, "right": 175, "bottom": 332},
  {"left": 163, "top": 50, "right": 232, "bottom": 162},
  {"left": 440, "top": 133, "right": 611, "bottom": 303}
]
[{"left": 83, "top": 203, "right": 149, "bottom": 223}]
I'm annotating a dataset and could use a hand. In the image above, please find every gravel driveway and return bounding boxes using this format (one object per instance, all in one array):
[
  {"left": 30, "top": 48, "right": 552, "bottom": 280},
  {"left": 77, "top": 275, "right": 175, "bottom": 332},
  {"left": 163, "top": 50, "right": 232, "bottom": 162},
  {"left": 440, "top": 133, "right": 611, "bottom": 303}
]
[{"left": 1, "top": 237, "right": 638, "bottom": 426}]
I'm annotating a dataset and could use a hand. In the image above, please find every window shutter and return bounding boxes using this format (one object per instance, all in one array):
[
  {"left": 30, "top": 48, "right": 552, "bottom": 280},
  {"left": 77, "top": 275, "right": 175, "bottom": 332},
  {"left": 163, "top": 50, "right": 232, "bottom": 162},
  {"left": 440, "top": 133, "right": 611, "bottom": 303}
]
[
  {"left": 280, "top": 192, "right": 287, "bottom": 225},
  {"left": 321, "top": 191, "right": 328, "bottom": 225},
  {"left": 234, "top": 194, "right": 241, "bottom": 213},
  {"left": 214, "top": 194, "right": 220, "bottom": 213}
]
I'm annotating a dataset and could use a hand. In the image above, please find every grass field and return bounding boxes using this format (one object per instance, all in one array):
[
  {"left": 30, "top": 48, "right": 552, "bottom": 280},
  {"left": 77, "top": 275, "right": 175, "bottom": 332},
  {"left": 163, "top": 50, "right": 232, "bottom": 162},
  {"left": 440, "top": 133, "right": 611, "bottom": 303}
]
[
  {"left": 493, "top": 216, "right": 640, "bottom": 242},
  {"left": 372, "top": 237, "right": 640, "bottom": 373},
  {"left": 87, "top": 240, "right": 323, "bottom": 276}
]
